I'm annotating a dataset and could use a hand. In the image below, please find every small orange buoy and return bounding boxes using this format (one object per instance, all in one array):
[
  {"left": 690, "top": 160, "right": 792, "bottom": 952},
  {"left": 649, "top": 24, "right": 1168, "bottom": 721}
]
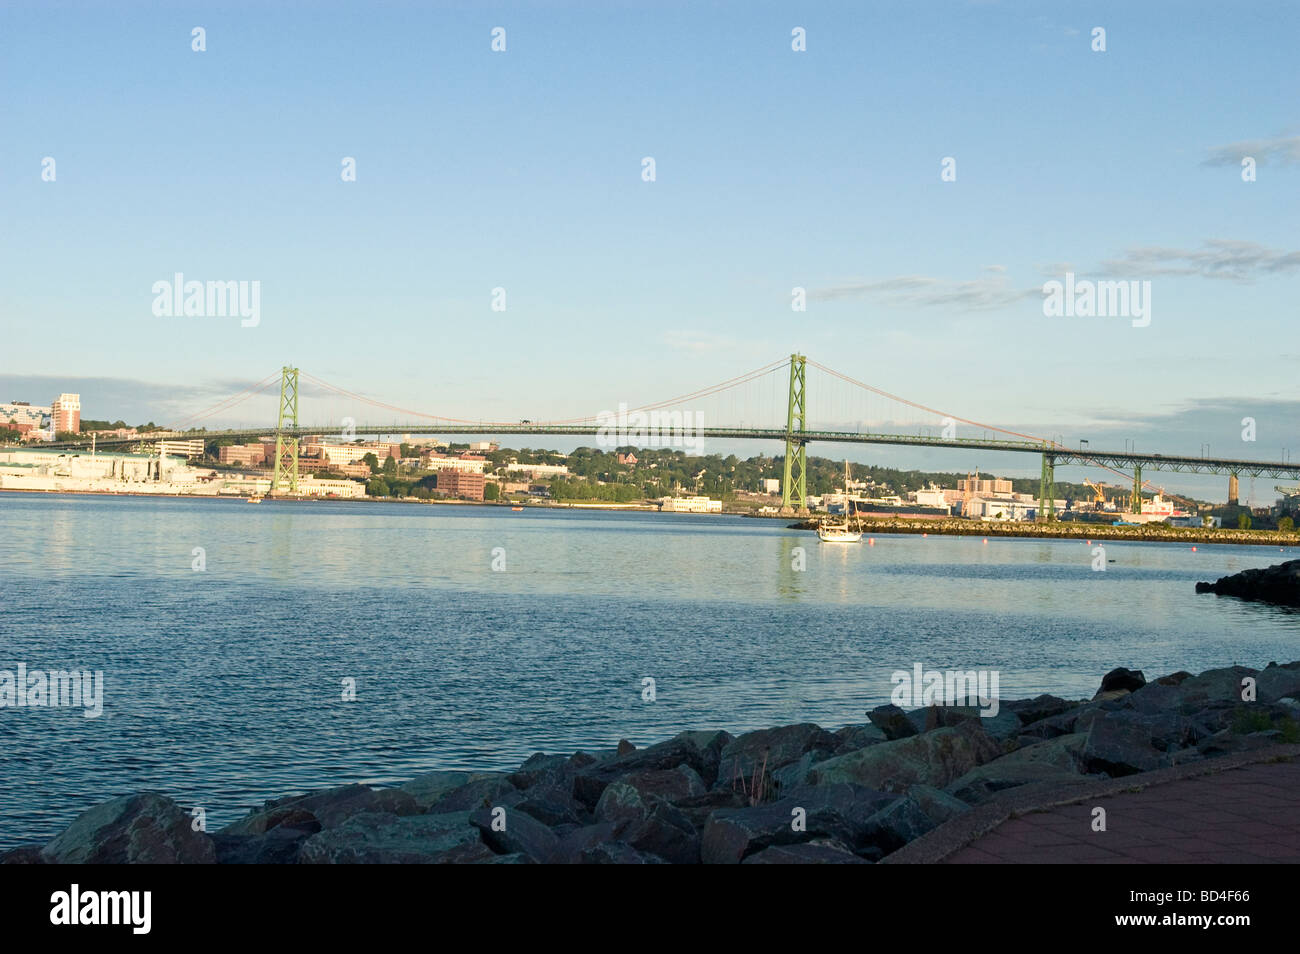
[
  {"left": 1086, "top": 540, "right": 1091, "bottom": 545},
  {"left": 922, "top": 533, "right": 928, "bottom": 538},
  {"left": 1191, "top": 546, "right": 1197, "bottom": 552},
  {"left": 868, "top": 538, "right": 875, "bottom": 545},
  {"left": 982, "top": 538, "right": 988, "bottom": 544}
]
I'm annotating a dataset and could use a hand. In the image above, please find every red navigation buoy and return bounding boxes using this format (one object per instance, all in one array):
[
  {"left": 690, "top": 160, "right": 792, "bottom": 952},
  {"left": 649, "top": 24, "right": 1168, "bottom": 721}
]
[
  {"left": 1191, "top": 546, "right": 1198, "bottom": 552},
  {"left": 868, "top": 538, "right": 875, "bottom": 546},
  {"left": 922, "top": 532, "right": 928, "bottom": 538},
  {"left": 982, "top": 538, "right": 988, "bottom": 544}
]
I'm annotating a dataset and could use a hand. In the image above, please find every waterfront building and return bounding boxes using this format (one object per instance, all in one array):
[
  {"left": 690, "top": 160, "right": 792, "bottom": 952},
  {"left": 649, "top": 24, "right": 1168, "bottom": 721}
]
[
  {"left": 219, "top": 444, "right": 268, "bottom": 466},
  {"left": 429, "top": 454, "right": 488, "bottom": 474},
  {"left": 1, "top": 401, "right": 51, "bottom": 432},
  {"left": 659, "top": 495, "right": 723, "bottom": 513},
  {"left": 436, "top": 470, "right": 486, "bottom": 500},
  {"left": 51, "top": 394, "right": 80, "bottom": 434},
  {"left": 958, "top": 476, "right": 1012, "bottom": 495},
  {"left": 504, "top": 461, "right": 568, "bottom": 477}
]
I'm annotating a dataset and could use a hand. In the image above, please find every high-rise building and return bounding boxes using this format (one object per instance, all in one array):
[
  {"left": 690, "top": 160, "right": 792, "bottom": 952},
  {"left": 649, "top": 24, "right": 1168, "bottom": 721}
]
[{"left": 51, "top": 394, "right": 81, "bottom": 434}]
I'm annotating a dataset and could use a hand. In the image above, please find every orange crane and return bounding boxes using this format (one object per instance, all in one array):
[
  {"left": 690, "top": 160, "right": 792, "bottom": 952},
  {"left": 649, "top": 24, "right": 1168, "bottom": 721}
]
[{"left": 1083, "top": 478, "right": 1113, "bottom": 510}]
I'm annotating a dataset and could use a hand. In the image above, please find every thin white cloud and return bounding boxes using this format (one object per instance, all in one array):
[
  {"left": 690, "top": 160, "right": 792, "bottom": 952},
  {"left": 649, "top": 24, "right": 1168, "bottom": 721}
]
[
  {"left": 1099, "top": 239, "right": 1300, "bottom": 281},
  {"left": 1204, "top": 134, "right": 1300, "bottom": 166},
  {"left": 810, "top": 273, "right": 1038, "bottom": 309}
]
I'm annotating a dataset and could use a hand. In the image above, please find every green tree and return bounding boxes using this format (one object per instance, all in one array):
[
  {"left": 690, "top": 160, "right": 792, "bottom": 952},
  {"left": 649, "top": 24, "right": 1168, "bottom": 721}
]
[
  {"left": 362, "top": 452, "right": 379, "bottom": 474},
  {"left": 484, "top": 482, "right": 499, "bottom": 501},
  {"left": 367, "top": 477, "right": 390, "bottom": 497},
  {"left": 1238, "top": 512, "right": 1252, "bottom": 530},
  {"left": 382, "top": 456, "right": 397, "bottom": 477},
  {"left": 1278, "top": 516, "right": 1293, "bottom": 533}
]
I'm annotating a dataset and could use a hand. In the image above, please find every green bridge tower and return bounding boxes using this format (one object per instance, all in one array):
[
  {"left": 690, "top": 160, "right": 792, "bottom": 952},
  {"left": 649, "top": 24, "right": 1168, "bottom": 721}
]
[
  {"left": 270, "top": 366, "right": 300, "bottom": 495},
  {"left": 781, "top": 353, "right": 808, "bottom": 515}
]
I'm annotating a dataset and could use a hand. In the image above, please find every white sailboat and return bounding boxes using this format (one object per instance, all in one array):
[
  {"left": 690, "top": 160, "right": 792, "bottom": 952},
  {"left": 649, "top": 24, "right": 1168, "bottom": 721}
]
[{"left": 817, "top": 460, "right": 863, "bottom": 543}]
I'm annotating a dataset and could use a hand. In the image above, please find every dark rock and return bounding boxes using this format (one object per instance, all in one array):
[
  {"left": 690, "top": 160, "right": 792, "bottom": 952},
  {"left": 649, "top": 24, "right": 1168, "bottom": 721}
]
[
  {"left": 946, "top": 761, "right": 1085, "bottom": 804},
  {"left": 470, "top": 805, "right": 560, "bottom": 862},
  {"left": 594, "top": 783, "right": 652, "bottom": 826},
  {"left": 861, "top": 784, "right": 969, "bottom": 854},
  {"left": 425, "top": 776, "right": 519, "bottom": 814},
  {"left": 1079, "top": 711, "right": 1178, "bottom": 776},
  {"left": 42, "top": 793, "right": 215, "bottom": 864},
  {"left": 1003, "top": 694, "right": 1079, "bottom": 725},
  {"left": 506, "top": 753, "right": 570, "bottom": 790},
  {"left": 1155, "top": 671, "right": 1193, "bottom": 686},
  {"left": 550, "top": 822, "right": 626, "bottom": 864},
  {"left": 298, "top": 811, "right": 489, "bottom": 863},
  {"left": 672, "top": 790, "right": 749, "bottom": 831},
  {"left": 1097, "top": 667, "right": 1146, "bottom": 697},
  {"left": 1258, "top": 662, "right": 1300, "bottom": 704},
  {"left": 400, "top": 771, "right": 503, "bottom": 811},
  {"left": 867, "top": 704, "right": 917, "bottom": 740},
  {"left": 699, "top": 786, "right": 888, "bottom": 864},
  {"left": 1178, "top": 666, "right": 1259, "bottom": 709},
  {"left": 224, "top": 783, "right": 418, "bottom": 836},
  {"left": 618, "top": 765, "right": 707, "bottom": 803},
  {"left": 714, "top": 724, "right": 837, "bottom": 794},
  {"left": 1197, "top": 560, "right": 1300, "bottom": 606},
  {"left": 572, "top": 730, "right": 732, "bottom": 807},
  {"left": 742, "top": 841, "right": 871, "bottom": 864},
  {"left": 803, "top": 724, "right": 1002, "bottom": 792},
  {"left": 212, "top": 822, "right": 317, "bottom": 864},
  {"left": 616, "top": 739, "right": 636, "bottom": 756},
  {"left": 622, "top": 799, "right": 700, "bottom": 865},
  {"left": 832, "top": 723, "right": 887, "bottom": 754},
  {"left": 0, "top": 846, "right": 46, "bottom": 864},
  {"left": 513, "top": 781, "right": 588, "bottom": 827}
]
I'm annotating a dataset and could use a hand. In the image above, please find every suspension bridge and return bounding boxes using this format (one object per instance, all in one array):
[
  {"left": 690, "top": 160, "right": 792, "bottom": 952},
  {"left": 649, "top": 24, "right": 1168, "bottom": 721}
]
[{"left": 43, "top": 355, "right": 1300, "bottom": 516}]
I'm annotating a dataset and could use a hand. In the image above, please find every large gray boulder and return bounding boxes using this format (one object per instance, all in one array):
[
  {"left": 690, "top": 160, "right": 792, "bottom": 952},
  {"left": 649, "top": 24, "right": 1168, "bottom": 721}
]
[
  {"left": 946, "top": 761, "right": 1087, "bottom": 804},
  {"left": 861, "top": 784, "right": 969, "bottom": 854},
  {"left": 400, "top": 771, "right": 505, "bottom": 811},
  {"left": 572, "top": 730, "right": 732, "bottom": 807},
  {"left": 1258, "top": 662, "right": 1300, "bottom": 704},
  {"left": 866, "top": 705, "right": 917, "bottom": 741},
  {"left": 803, "top": 725, "right": 1002, "bottom": 792},
  {"left": 425, "top": 776, "right": 519, "bottom": 814},
  {"left": 42, "top": 793, "right": 216, "bottom": 864},
  {"left": 222, "top": 783, "right": 419, "bottom": 837},
  {"left": 1079, "top": 711, "right": 1179, "bottom": 776},
  {"left": 1177, "top": 666, "right": 1259, "bottom": 709},
  {"left": 699, "top": 785, "right": 889, "bottom": 863},
  {"left": 298, "top": 811, "right": 490, "bottom": 863},
  {"left": 469, "top": 805, "right": 560, "bottom": 862},
  {"left": 714, "top": 724, "right": 837, "bottom": 793}
]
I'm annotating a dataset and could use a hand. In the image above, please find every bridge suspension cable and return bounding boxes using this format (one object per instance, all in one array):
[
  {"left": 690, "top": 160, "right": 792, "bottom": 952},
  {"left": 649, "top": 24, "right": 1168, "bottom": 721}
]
[{"left": 165, "top": 370, "right": 284, "bottom": 431}]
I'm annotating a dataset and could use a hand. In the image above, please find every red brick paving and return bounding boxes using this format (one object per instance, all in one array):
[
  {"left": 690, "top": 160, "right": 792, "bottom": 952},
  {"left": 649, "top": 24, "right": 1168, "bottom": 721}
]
[{"left": 945, "top": 761, "right": 1300, "bottom": 863}]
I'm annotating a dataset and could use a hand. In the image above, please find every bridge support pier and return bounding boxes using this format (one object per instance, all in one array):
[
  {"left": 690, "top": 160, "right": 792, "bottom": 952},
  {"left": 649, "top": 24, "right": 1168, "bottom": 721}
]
[
  {"left": 1228, "top": 472, "right": 1239, "bottom": 506},
  {"left": 1130, "top": 464, "right": 1143, "bottom": 514},
  {"left": 1037, "top": 450, "right": 1055, "bottom": 521},
  {"left": 780, "top": 354, "right": 808, "bottom": 515}
]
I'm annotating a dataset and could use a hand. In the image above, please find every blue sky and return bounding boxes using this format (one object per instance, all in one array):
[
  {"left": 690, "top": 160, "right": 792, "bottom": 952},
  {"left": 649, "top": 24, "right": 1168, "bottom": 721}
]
[{"left": 3, "top": 1, "right": 1298, "bottom": 499}]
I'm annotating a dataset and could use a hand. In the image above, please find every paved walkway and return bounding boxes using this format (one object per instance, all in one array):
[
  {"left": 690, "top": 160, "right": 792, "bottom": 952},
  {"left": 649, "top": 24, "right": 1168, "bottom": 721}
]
[{"left": 883, "top": 744, "right": 1300, "bottom": 864}]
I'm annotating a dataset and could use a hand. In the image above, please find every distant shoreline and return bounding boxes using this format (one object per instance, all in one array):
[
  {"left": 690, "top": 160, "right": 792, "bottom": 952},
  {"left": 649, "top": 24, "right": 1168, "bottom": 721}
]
[{"left": 788, "top": 515, "right": 1300, "bottom": 547}]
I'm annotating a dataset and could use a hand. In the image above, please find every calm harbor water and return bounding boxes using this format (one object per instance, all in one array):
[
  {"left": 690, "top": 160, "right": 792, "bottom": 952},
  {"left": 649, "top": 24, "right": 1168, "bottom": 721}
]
[{"left": 1, "top": 491, "right": 1298, "bottom": 848}]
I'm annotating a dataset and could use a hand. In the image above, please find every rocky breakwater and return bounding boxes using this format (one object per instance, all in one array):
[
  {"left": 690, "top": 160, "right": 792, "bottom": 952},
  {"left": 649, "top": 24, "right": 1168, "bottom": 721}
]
[
  {"left": 1197, "top": 559, "right": 1300, "bottom": 607},
  {"left": 5, "top": 661, "right": 1299, "bottom": 865}
]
